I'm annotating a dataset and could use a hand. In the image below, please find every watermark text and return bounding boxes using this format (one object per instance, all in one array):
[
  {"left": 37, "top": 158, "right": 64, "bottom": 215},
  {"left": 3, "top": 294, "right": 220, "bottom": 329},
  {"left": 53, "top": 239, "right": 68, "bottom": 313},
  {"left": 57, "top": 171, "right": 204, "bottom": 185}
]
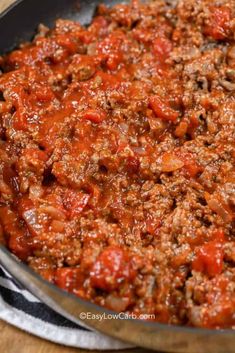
[{"left": 79, "top": 311, "right": 155, "bottom": 321}]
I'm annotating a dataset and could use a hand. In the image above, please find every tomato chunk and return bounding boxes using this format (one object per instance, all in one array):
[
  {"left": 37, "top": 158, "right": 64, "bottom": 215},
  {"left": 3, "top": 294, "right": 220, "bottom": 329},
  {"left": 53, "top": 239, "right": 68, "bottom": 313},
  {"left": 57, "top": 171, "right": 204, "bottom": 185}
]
[
  {"left": 90, "top": 246, "right": 136, "bottom": 291},
  {"left": 97, "top": 32, "right": 125, "bottom": 70},
  {"left": 204, "top": 6, "right": 231, "bottom": 40},
  {"left": 82, "top": 109, "right": 106, "bottom": 123},
  {"left": 8, "top": 233, "right": 31, "bottom": 261},
  {"left": 192, "top": 239, "right": 224, "bottom": 277},
  {"left": 22, "top": 148, "right": 48, "bottom": 162},
  {"left": 0, "top": 207, "right": 32, "bottom": 261},
  {"left": 213, "top": 229, "right": 225, "bottom": 243},
  {"left": 55, "top": 268, "right": 84, "bottom": 292},
  {"left": 149, "top": 95, "right": 179, "bottom": 122},
  {"left": 124, "top": 155, "right": 140, "bottom": 174},
  {"left": 63, "top": 190, "right": 90, "bottom": 219},
  {"left": 161, "top": 152, "right": 184, "bottom": 172},
  {"left": 55, "top": 34, "right": 78, "bottom": 54},
  {"left": 178, "top": 152, "right": 202, "bottom": 178},
  {"left": 18, "top": 198, "right": 42, "bottom": 237},
  {"left": 153, "top": 36, "right": 172, "bottom": 63}
]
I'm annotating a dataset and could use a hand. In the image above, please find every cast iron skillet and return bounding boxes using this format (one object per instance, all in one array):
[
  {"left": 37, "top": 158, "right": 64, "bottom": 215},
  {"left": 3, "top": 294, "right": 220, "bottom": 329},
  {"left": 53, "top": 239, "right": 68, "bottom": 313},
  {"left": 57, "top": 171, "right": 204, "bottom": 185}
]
[{"left": 0, "top": 1, "right": 234, "bottom": 352}]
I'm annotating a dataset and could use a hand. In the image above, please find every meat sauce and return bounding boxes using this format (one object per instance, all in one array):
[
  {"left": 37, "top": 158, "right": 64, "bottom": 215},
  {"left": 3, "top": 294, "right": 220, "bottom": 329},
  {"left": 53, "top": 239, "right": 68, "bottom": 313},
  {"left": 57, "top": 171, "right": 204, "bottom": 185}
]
[{"left": 0, "top": 0, "right": 235, "bottom": 328}]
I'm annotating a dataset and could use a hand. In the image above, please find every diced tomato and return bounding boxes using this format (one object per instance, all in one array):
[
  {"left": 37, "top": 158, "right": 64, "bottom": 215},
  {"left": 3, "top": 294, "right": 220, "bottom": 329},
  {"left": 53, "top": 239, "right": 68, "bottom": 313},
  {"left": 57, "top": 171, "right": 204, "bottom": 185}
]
[
  {"left": 132, "top": 28, "right": 153, "bottom": 44},
  {"left": 32, "top": 85, "right": 55, "bottom": 103},
  {"left": 55, "top": 267, "right": 84, "bottom": 292},
  {"left": 178, "top": 152, "right": 202, "bottom": 178},
  {"left": 13, "top": 111, "right": 29, "bottom": 131},
  {"left": 149, "top": 95, "right": 179, "bottom": 122},
  {"left": 55, "top": 34, "right": 78, "bottom": 54},
  {"left": 90, "top": 246, "right": 136, "bottom": 291},
  {"left": 91, "top": 16, "right": 108, "bottom": 29},
  {"left": 40, "top": 269, "right": 56, "bottom": 283},
  {"left": 18, "top": 197, "right": 34, "bottom": 214},
  {"left": 125, "top": 155, "right": 140, "bottom": 174},
  {"left": 145, "top": 216, "right": 161, "bottom": 236},
  {"left": 89, "top": 16, "right": 109, "bottom": 38},
  {"left": 172, "top": 28, "right": 182, "bottom": 42},
  {"left": 18, "top": 198, "right": 42, "bottom": 237},
  {"left": 106, "top": 53, "right": 124, "bottom": 71},
  {"left": 97, "top": 32, "right": 125, "bottom": 70},
  {"left": 205, "top": 192, "right": 233, "bottom": 223},
  {"left": 7, "top": 49, "right": 34, "bottom": 69},
  {"left": 77, "top": 30, "right": 93, "bottom": 45},
  {"left": 63, "top": 190, "right": 90, "bottom": 219},
  {"left": 2, "top": 164, "right": 19, "bottom": 195},
  {"left": 7, "top": 38, "right": 55, "bottom": 68},
  {"left": 94, "top": 71, "right": 123, "bottom": 90},
  {"left": 83, "top": 182, "right": 100, "bottom": 209},
  {"left": 153, "top": 36, "right": 172, "bottom": 63},
  {"left": 174, "top": 121, "right": 188, "bottom": 138},
  {"left": 192, "top": 240, "right": 224, "bottom": 277},
  {"left": 188, "top": 114, "right": 199, "bottom": 135},
  {"left": 161, "top": 152, "right": 184, "bottom": 172},
  {"left": 0, "top": 206, "right": 32, "bottom": 260},
  {"left": 22, "top": 148, "right": 48, "bottom": 162},
  {"left": 184, "top": 160, "right": 201, "bottom": 178},
  {"left": 38, "top": 107, "right": 74, "bottom": 152},
  {"left": 8, "top": 233, "right": 31, "bottom": 261},
  {"left": 82, "top": 109, "right": 106, "bottom": 123},
  {"left": 6, "top": 86, "right": 28, "bottom": 130},
  {"left": 204, "top": 6, "right": 231, "bottom": 40},
  {"left": 213, "top": 229, "right": 225, "bottom": 243}
]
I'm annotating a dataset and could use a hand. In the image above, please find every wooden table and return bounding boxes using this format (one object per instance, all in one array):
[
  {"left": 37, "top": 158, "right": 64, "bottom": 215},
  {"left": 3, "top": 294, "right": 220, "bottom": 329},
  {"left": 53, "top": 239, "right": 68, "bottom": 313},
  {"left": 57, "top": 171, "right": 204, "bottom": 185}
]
[
  {"left": 1, "top": 319, "right": 153, "bottom": 353},
  {"left": 0, "top": 0, "right": 15, "bottom": 12},
  {"left": 0, "top": 0, "right": 152, "bottom": 352}
]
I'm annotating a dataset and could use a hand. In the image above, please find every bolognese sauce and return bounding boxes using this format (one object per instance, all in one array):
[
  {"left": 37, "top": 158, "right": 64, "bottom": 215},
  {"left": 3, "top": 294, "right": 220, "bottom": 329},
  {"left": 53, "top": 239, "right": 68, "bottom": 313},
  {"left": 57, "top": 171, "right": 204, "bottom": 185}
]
[{"left": 0, "top": 0, "right": 235, "bottom": 328}]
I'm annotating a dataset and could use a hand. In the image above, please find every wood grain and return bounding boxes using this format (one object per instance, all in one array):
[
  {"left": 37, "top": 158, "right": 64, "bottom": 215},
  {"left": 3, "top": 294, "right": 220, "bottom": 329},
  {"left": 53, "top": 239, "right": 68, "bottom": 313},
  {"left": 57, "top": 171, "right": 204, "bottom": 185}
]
[
  {"left": 0, "top": 0, "right": 15, "bottom": 12},
  {"left": 0, "top": 319, "right": 153, "bottom": 353}
]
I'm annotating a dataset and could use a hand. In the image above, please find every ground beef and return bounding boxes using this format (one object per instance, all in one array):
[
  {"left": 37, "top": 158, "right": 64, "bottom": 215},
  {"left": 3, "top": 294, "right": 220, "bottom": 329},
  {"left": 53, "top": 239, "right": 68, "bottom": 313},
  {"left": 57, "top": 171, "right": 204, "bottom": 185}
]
[{"left": 0, "top": 0, "right": 235, "bottom": 329}]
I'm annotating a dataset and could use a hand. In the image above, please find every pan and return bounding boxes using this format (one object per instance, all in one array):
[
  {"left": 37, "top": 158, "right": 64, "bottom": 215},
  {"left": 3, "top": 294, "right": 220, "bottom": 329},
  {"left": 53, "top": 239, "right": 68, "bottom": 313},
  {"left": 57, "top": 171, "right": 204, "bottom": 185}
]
[{"left": 0, "top": 1, "right": 234, "bottom": 352}]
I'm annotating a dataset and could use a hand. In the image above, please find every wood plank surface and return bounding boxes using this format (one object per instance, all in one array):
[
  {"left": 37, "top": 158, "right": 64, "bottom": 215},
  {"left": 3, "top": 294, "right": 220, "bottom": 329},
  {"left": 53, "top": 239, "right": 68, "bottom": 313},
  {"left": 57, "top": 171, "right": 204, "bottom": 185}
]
[
  {"left": 0, "top": 319, "right": 153, "bottom": 353},
  {"left": 0, "top": 0, "right": 15, "bottom": 12}
]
